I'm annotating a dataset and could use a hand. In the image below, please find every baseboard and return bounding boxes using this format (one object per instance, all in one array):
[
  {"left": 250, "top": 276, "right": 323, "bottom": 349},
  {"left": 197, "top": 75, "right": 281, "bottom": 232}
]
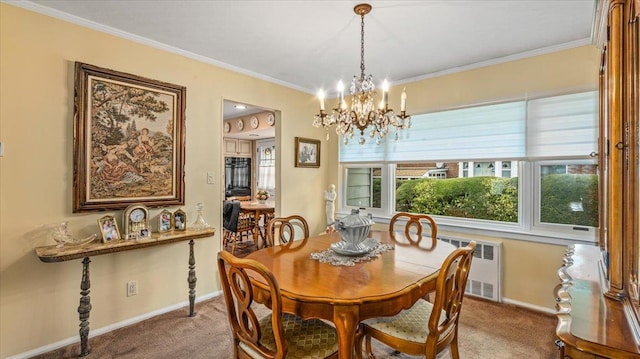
[
  {"left": 6, "top": 291, "right": 222, "bottom": 359},
  {"left": 502, "top": 296, "right": 556, "bottom": 315}
]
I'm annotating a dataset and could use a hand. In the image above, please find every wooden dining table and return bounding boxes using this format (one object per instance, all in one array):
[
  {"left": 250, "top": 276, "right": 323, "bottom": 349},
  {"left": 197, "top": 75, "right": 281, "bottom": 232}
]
[
  {"left": 239, "top": 200, "right": 275, "bottom": 247},
  {"left": 245, "top": 230, "right": 456, "bottom": 359}
]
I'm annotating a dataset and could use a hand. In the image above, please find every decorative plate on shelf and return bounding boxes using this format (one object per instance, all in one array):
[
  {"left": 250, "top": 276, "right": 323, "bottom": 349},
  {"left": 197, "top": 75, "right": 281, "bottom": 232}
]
[
  {"left": 236, "top": 119, "right": 244, "bottom": 130},
  {"left": 250, "top": 116, "right": 259, "bottom": 129},
  {"left": 266, "top": 113, "right": 275, "bottom": 126},
  {"left": 224, "top": 122, "right": 230, "bottom": 133}
]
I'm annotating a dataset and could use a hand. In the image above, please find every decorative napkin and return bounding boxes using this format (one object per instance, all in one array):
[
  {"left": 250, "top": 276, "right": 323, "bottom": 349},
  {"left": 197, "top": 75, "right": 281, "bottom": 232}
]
[{"left": 310, "top": 242, "right": 394, "bottom": 266}]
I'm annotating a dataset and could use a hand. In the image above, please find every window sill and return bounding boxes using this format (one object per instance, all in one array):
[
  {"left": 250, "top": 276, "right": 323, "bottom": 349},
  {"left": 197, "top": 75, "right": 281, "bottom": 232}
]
[{"left": 337, "top": 210, "right": 597, "bottom": 246}]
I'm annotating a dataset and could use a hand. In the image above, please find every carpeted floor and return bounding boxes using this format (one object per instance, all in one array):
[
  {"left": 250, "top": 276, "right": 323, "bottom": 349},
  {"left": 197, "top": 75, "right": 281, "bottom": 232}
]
[{"left": 32, "top": 294, "right": 557, "bottom": 358}]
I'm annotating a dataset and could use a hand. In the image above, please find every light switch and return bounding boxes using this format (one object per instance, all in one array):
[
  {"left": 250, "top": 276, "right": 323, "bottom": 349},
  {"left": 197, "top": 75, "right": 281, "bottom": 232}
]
[{"left": 207, "top": 171, "right": 214, "bottom": 184}]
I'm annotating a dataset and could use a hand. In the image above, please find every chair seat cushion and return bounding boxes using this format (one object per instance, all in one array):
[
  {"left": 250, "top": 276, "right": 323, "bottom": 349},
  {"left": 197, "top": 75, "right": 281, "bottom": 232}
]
[
  {"left": 362, "top": 299, "right": 452, "bottom": 344},
  {"left": 239, "top": 313, "right": 338, "bottom": 358}
]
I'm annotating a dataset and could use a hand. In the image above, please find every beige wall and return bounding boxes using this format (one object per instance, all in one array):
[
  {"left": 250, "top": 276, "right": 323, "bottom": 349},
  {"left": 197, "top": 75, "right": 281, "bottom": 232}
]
[
  {"left": 0, "top": 4, "right": 330, "bottom": 357},
  {"left": 0, "top": 3, "right": 599, "bottom": 357}
]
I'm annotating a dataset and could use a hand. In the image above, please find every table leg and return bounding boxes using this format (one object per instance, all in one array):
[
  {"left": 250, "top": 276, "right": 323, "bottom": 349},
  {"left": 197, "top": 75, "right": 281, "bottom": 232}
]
[
  {"left": 187, "top": 239, "right": 197, "bottom": 317},
  {"left": 78, "top": 257, "right": 92, "bottom": 357},
  {"left": 333, "top": 305, "right": 359, "bottom": 359}
]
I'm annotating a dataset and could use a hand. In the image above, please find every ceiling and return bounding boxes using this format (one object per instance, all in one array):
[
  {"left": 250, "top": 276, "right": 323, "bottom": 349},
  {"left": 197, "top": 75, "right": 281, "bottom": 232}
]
[{"left": 13, "top": 0, "right": 597, "bottom": 134}]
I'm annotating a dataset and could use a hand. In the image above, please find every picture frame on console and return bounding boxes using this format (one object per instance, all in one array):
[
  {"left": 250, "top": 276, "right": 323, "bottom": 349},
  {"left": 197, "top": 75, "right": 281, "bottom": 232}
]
[
  {"left": 72, "top": 62, "right": 186, "bottom": 212},
  {"left": 158, "top": 209, "right": 172, "bottom": 232},
  {"left": 295, "top": 137, "right": 320, "bottom": 168},
  {"left": 98, "top": 215, "right": 121, "bottom": 243}
]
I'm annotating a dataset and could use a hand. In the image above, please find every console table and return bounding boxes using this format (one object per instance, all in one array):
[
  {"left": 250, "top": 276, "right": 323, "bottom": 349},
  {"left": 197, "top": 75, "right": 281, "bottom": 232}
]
[{"left": 35, "top": 227, "right": 215, "bottom": 357}]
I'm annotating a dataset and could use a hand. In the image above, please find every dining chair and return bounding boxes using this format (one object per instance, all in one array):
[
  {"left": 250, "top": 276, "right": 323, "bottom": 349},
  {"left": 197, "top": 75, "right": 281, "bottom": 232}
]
[
  {"left": 217, "top": 251, "right": 339, "bottom": 359},
  {"left": 265, "top": 215, "right": 309, "bottom": 247},
  {"left": 355, "top": 241, "right": 476, "bottom": 359},
  {"left": 389, "top": 212, "right": 438, "bottom": 249},
  {"left": 223, "top": 200, "right": 257, "bottom": 255}
]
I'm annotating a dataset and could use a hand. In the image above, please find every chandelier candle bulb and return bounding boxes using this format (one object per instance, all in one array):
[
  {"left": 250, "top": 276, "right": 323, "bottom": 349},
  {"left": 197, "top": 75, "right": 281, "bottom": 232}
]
[
  {"left": 318, "top": 90, "right": 325, "bottom": 111},
  {"left": 382, "top": 79, "right": 389, "bottom": 106},
  {"left": 401, "top": 88, "right": 407, "bottom": 112}
]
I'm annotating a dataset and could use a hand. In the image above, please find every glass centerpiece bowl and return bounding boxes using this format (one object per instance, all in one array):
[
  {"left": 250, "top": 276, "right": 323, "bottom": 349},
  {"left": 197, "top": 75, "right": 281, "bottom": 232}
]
[
  {"left": 331, "top": 208, "right": 375, "bottom": 255},
  {"left": 47, "top": 221, "right": 97, "bottom": 248}
]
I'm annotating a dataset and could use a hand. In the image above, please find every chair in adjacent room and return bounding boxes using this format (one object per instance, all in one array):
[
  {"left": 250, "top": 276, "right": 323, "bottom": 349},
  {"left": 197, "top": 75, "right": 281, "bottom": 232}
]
[
  {"left": 265, "top": 215, "right": 309, "bottom": 247},
  {"left": 217, "top": 250, "right": 338, "bottom": 358},
  {"left": 223, "top": 200, "right": 257, "bottom": 256},
  {"left": 389, "top": 212, "right": 438, "bottom": 249},
  {"left": 355, "top": 241, "right": 476, "bottom": 359}
]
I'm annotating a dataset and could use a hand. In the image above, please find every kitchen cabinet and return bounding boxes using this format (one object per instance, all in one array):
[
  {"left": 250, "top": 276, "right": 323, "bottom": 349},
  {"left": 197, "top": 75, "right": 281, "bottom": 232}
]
[{"left": 224, "top": 138, "right": 252, "bottom": 157}]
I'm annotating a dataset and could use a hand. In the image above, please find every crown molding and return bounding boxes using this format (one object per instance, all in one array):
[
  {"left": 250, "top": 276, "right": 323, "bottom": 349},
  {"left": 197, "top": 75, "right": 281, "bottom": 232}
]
[{"left": 3, "top": 0, "right": 312, "bottom": 94}]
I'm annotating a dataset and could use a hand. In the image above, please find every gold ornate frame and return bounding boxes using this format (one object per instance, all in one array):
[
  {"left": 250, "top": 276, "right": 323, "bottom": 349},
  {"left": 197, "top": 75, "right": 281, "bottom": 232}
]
[{"left": 73, "top": 62, "right": 186, "bottom": 212}]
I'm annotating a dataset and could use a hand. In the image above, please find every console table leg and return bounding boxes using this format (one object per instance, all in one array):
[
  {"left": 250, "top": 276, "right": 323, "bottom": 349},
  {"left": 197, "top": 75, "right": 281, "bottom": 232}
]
[
  {"left": 188, "top": 239, "right": 197, "bottom": 317},
  {"left": 78, "top": 257, "right": 92, "bottom": 357}
]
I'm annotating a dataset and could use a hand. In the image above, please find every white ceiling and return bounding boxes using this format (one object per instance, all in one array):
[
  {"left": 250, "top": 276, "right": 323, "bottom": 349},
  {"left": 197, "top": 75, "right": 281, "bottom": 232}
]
[{"left": 10, "top": 0, "right": 597, "bottom": 137}]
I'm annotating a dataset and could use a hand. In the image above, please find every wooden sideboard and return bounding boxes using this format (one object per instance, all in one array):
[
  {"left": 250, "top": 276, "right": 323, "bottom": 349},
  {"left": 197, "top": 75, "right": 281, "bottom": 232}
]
[
  {"left": 556, "top": 244, "right": 640, "bottom": 358},
  {"left": 35, "top": 227, "right": 215, "bottom": 357},
  {"left": 555, "top": 1, "right": 640, "bottom": 358}
]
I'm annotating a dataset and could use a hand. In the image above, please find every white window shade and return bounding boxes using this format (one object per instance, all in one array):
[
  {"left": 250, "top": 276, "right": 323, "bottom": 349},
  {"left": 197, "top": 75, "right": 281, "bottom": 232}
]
[
  {"left": 338, "top": 91, "right": 597, "bottom": 163},
  {"left": 526, "top": 91, "right": 598, "bottom": 159},
  {"left": 340, "top": 101, "right": 526, "bottom": 162},
  {"left": 338, "top": 136, "right": 389, "bottom": 162}
]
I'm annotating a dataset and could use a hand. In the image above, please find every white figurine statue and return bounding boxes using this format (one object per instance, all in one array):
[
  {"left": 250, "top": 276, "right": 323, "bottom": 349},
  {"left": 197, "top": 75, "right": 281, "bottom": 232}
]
[{"left": 324, "top": 184, "right": 337, "bottom": 225}]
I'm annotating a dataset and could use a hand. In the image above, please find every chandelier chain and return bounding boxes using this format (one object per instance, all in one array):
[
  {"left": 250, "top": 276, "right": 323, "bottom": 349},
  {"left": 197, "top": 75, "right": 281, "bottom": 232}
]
[{"left": 360, "top": 13, "right": 366, "bottom": 81}]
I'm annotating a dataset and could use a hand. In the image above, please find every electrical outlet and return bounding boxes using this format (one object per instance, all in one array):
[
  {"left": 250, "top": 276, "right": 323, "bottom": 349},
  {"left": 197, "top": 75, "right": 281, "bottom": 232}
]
[
  {"left": 207, "top": 171, "right": 214, "bottom": 184},
  {"left": 126, "top": 281, "right": 137, "bottom": 297}
]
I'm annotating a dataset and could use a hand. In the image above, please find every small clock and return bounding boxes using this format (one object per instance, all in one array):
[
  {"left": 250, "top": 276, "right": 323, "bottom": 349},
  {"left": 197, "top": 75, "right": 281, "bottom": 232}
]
[
  {"left": 236, "top": 119, "right": 244, "bottom": 130},
  {"left": 224, "top": 122, "right": 230, "bottom": 133},
  {"left": 123, "top": 203, "right": 150, "bottom": 239},
  {"left": 266, "top": 113, "right": 275, "bottom": 126},
  {"left": 250, "top": 116, "right": 259, "bottom": 129}
]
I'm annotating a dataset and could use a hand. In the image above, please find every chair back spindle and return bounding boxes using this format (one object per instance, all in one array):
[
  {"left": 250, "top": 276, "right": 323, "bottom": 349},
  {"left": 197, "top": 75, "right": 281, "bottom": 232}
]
[
  {"left": 266, "top": 215, "right": 309, "bottom": 247},
  {"left": 389, "top": 212, "right": 438, "bottom": 249}
]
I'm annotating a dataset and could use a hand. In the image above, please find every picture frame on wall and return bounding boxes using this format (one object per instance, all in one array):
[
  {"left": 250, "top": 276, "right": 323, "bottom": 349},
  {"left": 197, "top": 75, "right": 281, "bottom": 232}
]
[
  {"left": 73, "top": 62, "right": 186, "bottom": 212},
  {"left": 295, "top": 137, "right": 320, "bottom": 168},
  {"left": 97, "top": 215, "right": 121, "bottom": 243}
]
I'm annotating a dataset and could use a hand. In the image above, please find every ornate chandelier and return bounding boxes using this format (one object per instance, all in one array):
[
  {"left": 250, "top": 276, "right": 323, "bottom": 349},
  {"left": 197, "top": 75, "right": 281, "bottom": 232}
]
[{"left": 313, "top": 3, "right": 411, "bottom": 145}]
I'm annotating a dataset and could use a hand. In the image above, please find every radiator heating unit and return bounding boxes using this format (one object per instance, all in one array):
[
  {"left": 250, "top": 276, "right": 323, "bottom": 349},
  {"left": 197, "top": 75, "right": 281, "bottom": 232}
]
[{"left": 438, "top": 236, "right": 502, "bottom": 302}]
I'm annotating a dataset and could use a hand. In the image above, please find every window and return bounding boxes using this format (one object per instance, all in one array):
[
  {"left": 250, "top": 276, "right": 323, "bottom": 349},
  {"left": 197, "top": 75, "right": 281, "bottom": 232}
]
[
  {"left": 339, "top": 91, "right": 598, "bottom": 243},
  {"left": 345, "top": 167, "right": 381, "bottom": 208},
  {"left": 256, "top": 139, "right": 275, "bottom": 197},
  {"left": 395, "top": 161, "right": 518, "bottom": 223},
  {"left": 535, "top": 160, "right": 598, "bottom": 230}
]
